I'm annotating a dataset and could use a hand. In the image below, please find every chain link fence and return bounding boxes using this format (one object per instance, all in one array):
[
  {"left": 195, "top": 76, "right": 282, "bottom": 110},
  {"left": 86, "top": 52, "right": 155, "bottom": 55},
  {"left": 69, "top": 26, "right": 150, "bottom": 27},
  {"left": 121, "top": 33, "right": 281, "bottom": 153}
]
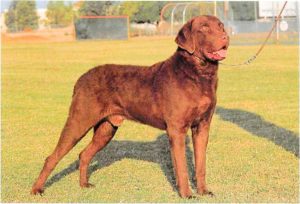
[
  {"left": 2, "top": 1, "right": 298, "bottom": 45},
  {"left": 156, "top": 1, "right": 299, "bottom": 45}
]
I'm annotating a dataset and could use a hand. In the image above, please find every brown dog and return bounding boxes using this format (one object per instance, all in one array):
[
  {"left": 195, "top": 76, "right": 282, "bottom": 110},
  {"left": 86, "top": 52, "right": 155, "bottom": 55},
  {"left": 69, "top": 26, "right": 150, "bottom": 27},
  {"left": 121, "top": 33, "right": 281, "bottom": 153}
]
[{"left": 31, "top": 15, "right": 229, "bottom": 198}]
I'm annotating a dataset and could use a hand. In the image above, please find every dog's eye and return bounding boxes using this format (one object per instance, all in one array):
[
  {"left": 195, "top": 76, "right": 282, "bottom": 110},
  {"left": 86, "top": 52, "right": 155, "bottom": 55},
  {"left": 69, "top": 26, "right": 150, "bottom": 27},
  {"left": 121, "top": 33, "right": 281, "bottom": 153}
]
[
  {"left": 201, "top": 25, "right": 210, "bottom": 32},
  {"left": 219, "top": 23, "right": 225, "bottom": 31},
  {"left": 218, "top": 23, "right": 225, "bottom": 32}
]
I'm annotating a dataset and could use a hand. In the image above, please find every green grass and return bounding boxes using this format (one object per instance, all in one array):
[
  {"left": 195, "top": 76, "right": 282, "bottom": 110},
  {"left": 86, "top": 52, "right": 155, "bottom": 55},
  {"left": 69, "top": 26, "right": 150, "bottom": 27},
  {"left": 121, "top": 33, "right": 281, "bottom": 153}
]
[{"left": 2, "top": 38, "right": 299, "bottom": 202}]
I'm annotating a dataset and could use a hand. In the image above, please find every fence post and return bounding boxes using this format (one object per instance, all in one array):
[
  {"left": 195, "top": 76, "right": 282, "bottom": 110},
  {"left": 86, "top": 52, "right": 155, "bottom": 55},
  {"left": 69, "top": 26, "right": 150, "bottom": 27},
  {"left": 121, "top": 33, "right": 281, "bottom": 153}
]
[
  {"left": 276, "top": 2, "right": 280, "bottom": 44},
  {"left": 171, "top": 4, "right": 179, "bottom": 35},
  {"left": 127, "top": 16, "right": 130, "bottom": 39},
  {"left": 224, "top": 1, "right": 228, "bottom": 22},
  {"left": 214, "top": 1, "right": 217, "bottom": 16},
  {"left": 296, "top": 1, "right": 300, "bottom": 35},
  {"left": 183, "top": 4, "right": 191, "bottom": 24}
]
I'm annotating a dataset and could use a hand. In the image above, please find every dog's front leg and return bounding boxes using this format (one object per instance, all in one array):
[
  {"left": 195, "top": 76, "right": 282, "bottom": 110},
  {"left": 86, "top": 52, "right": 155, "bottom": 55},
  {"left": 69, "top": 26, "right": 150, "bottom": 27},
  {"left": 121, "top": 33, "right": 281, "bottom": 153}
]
[
  {"left": 191, "top": 118, "right": 214, "bottom": 197},
  {"left": 167, "top": 127, "right": 192, "bottom": 198}
]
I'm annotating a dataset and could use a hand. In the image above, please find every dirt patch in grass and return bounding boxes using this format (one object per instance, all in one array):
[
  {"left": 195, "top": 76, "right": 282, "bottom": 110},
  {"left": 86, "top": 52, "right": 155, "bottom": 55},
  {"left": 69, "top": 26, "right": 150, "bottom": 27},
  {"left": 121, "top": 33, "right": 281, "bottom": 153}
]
[{"left": 2, "top": 26, "right": 75, "bottom": 43}]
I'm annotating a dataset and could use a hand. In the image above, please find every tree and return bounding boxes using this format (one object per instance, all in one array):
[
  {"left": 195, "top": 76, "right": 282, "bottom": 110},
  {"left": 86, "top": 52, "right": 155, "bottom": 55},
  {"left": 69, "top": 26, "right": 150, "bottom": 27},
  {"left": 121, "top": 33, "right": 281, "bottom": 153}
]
[
  {"left": 79, "top": 1, "right": 116, "bottom": 16},
  {"left": 230, "top": 1, "right": 256, "bottom": 21},
  {"left": 46, "top": 1, "right": 73, "bottom": 28},
  {"left": 119, "top": 2, "right": 139, "bottom": 19},
  {"left": 77, "top": 1, "right": 167, "bottom": 23},
  {"left": 5, "top": 1, "right": 18, "bottom": 32},
  {"left": 5, "top": 1, "right": 38, "bottom": 32},
  {"left": 134, "top": 2, "right": 167, "bottom": 23},
  {"left": 15, "top": 1, "right": 39, "bottom": 31},
  {"left": 120, "top": 2, "right": 168, "bottom": 23}
]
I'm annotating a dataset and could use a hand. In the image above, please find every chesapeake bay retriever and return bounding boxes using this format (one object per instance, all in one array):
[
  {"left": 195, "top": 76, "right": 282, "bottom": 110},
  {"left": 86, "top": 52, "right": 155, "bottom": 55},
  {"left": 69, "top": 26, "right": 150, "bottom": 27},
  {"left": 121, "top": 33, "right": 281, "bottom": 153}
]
[{"left": 31, "top": 15, "right": 229, "bottom": 198}]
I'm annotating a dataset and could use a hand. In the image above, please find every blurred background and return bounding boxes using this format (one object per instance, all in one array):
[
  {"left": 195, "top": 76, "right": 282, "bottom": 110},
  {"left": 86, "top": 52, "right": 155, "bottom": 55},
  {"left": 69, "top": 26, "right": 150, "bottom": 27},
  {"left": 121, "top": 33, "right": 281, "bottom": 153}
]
[{"left": 1, "top": 0, "right": 299, "bottom": 45}]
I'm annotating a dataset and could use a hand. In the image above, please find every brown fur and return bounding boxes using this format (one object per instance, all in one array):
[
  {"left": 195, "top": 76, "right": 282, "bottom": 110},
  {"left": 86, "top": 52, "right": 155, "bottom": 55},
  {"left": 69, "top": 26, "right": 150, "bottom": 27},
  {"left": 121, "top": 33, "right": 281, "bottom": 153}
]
[{"left": 31, "top": 15, "right": 229, "bottom": 198}]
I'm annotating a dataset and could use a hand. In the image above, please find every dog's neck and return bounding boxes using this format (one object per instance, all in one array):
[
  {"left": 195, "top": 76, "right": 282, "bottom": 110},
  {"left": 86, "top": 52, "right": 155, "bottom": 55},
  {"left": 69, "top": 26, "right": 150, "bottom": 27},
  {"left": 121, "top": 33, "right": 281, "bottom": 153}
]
[{"left": 173, "top": 49, "right": 218, "bottom": 81}]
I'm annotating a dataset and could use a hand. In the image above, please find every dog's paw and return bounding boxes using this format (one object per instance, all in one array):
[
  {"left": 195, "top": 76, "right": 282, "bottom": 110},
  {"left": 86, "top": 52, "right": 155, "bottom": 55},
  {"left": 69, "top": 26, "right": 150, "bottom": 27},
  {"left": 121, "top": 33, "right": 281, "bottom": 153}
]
[
  {"left": 179, "top": 188, "right": 193, "bottom": 199},
  {"left": 80, "top": 183, "right": 95, "bottom": 188},
  {"left": 31, "top": 187, "right": 44, "bottom": 195},
  {"left": 187, "top": 195, "right": 197, "bottom": 199},
  {"left": 197, "top": 189, "right": 215, "bottom": 197}
]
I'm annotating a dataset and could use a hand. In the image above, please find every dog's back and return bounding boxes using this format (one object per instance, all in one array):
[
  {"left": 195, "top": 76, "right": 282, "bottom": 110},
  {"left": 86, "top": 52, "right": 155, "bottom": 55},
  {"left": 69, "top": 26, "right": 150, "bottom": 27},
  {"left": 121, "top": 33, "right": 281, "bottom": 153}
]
[{"left": 73, "top": 62, "right": 167, "bottom": 129}]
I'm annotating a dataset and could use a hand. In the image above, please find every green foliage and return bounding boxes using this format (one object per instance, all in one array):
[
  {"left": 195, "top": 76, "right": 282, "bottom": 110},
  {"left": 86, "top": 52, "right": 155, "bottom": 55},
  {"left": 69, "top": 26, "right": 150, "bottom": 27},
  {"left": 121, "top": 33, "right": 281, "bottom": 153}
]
[
  {"left": 77, "top": 1, "right": 220, "bottom": 23},
  {"left": 119, "top": 2, "right": 139, "bottom": 19},
  {"left": 79, "top": 1, "right": 117, "bottom": 16},
  {"left": 15, "top": 1, "right": 39, "bottom": 31},
  {"left": 46, "top": 1, "right": 74, "bottom": 28},
  {"left": 5, "top": 0, "right": 39, "bottom": 32},
  {"left": 120, "top": 1, "right": 168, "bottom": 23},
  {"left": 135, "top": 2, "right": 167, "bottom": 23},
  {"left": 78, "top": 1, "right": 167, "bottom": 22},
  {"left": 229, "top": 1, "right": 256, "bottom": 21},
  {"left": 4, "top": 1, "right": 18, "bottom": 32}
]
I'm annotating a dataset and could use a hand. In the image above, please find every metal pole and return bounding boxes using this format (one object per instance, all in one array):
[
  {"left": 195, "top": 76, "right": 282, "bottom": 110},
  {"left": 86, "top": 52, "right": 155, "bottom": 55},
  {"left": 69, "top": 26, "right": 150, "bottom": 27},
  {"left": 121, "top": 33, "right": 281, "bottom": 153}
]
[
  {"left": 297, "top": 1, "right": 300, "bottom": 35},
  {"left": 183, "top": 3, "right": 191, "bottom": 24},
  {"left": 276, "top": 2, "right": 279, "bottom": 44},
  {"left": 272, "top": 1, "right": 276, "bottom": 44},
  {"left": 171, "top": 4, "right": 179, "bottom": 35},
  {"left": 224, "top": 1, "right": 228, "bottom": 22},
  {"left": 214, "top": 1, "right": 217, "bottom": 16},
  {"left": 160, "top": 3, "right": 176, "bottom": 23},
  {"left": 254, "top": 1, "right": 257, "bottom": 20}
]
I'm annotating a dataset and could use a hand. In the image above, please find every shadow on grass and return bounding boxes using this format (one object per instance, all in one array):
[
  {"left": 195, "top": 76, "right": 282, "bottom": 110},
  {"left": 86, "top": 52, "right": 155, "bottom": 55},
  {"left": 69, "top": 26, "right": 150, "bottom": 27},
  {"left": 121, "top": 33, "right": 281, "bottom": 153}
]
[
  {"left": 45, "top": 134, "right": 195, "bottom": 192},
  {"left": 216, "top": 107, "right": 299, "bottom": 157},
  {"left": 45, "top": 106, "right": 299, "bottom": 190}
]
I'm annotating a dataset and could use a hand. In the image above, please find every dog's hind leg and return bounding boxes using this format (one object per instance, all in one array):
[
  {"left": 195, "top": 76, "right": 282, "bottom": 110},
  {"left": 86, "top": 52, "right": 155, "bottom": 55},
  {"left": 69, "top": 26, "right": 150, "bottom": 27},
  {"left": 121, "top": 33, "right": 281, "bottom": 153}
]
[
  {"left": 79, "top": 115, "right": 123, "bottom": 187},
  {"left": 31, "top": 92, "right": 102, "bottom": 195}
]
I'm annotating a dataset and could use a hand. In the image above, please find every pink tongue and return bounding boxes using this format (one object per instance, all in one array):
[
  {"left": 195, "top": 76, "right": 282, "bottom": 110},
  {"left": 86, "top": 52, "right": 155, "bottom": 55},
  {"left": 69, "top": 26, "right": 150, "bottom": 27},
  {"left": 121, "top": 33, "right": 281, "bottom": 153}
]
[{"left": 216, "top": 49, "right": 227, "bottom": 58}]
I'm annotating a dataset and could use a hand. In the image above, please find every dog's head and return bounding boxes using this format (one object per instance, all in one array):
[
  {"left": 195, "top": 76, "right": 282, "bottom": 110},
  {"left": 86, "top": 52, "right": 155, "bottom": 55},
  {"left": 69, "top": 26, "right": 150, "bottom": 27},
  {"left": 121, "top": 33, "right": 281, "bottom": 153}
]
[{"left": 175, "top": 15, "right": 229, "bottom": 61}]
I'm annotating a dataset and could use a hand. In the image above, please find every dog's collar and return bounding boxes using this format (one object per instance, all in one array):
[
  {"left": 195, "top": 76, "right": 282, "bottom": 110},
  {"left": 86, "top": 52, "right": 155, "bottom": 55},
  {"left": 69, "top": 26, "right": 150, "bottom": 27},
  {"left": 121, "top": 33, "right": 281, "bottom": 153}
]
[
  {"left": 191, "top": 54, "right": 208, "bottom": 67},
  {"left": 193, "top": 56, "right": 207, "bottom": 66},
  {"left": 192, "top": 52, "right": 219, "bottom": 67},
  {"left": 191, "top": 53, "right": 219, "bottom": 80}
]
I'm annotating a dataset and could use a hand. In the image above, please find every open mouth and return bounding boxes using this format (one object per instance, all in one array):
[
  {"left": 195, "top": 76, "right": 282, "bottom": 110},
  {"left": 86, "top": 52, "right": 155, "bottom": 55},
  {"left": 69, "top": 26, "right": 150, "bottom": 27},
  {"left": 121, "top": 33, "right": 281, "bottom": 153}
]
[{"left": 206, "top": 46, "right": 227, "bottom": 61}]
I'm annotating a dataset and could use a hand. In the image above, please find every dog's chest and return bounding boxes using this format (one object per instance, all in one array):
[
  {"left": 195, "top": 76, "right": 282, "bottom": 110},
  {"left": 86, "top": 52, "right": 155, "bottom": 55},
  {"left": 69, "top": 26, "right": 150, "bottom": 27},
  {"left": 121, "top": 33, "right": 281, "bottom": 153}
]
[
  {"left": 197, "top": 94, "right": 214, "bottom": 112},
  {"left": 190, "top": 81, "right": 217, "bottom": 121},
  {"left": 188, "top": 94, "right": 215, "bottom": 127}
]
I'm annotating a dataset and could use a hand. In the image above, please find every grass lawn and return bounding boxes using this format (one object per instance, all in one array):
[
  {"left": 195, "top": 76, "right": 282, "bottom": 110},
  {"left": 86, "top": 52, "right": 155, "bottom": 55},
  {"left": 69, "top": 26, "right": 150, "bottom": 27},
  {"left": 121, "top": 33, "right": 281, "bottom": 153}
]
[{"left": 1, "top": 37, "right": 299, "bottom": 202}]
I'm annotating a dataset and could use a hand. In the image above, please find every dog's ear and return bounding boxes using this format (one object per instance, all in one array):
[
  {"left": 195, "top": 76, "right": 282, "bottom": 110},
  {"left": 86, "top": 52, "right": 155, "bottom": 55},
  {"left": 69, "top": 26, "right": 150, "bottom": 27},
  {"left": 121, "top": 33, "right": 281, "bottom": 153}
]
[{"left": 175, "top": 19, "right": 195, "bottom": 54}]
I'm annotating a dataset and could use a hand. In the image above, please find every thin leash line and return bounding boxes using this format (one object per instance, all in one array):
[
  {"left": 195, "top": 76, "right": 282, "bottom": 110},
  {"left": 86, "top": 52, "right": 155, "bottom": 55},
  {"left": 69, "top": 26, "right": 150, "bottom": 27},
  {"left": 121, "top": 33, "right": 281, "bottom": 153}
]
[{"left": 219, "top": 1, "right": 288, "bottom": 67}]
